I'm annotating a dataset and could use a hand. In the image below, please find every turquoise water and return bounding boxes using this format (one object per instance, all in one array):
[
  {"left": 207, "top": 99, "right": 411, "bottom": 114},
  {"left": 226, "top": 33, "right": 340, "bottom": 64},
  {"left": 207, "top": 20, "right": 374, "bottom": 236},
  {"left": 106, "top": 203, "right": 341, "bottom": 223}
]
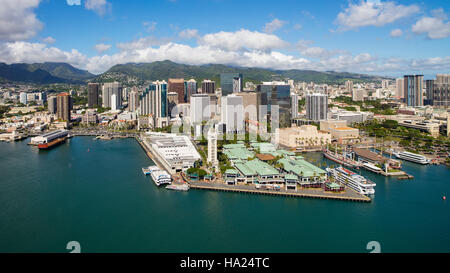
[{"left": 0, "top": 137, "right": 449, "bottom": 253}]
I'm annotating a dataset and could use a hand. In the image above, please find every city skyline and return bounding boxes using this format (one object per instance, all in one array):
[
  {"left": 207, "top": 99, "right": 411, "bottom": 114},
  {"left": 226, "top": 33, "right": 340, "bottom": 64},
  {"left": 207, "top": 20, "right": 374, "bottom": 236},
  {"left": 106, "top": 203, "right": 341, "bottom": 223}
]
[{"left": 0, "top": 0, "right": 449, "bottom": 78}]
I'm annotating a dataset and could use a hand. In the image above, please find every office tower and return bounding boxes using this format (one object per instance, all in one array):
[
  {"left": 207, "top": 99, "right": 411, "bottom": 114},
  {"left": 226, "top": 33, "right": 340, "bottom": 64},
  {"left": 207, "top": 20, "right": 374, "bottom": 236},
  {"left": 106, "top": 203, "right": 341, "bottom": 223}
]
[
  {"left": 201, "top": 80, "right": 216, "bottom": 94},
  {"left": 140, "top": 81, "right": 168, "bottom": 127},
  {"left": 122, "top": 87, "right": 129, "bottom": 102},
  {"left": 207, "top": 126, "right": 219, "bottom": 170},
  {"left": 88, "top": 83, "right": 100, "bottom": 108},
  {"left": 19, "top": 92, "right": 27, "bottom": 105},
  {"left": 256, "top": 82, "right": 292, "bottom": 128},
  {"left": 352, "top": 89, "right": 364, "bottom": 102},
  {"left": 306, "top": 93, "right": 328, "bottom": 122},
  {"left": 396, "top": 78, "right": 404, "bottom": 99},
  {"left": 190, "top": 94, "right": 211, "bottom": 124},
  {"left": 128, "top": 89, "right": 140, "bottom": 112},
  {"left": 56, "top": 93, "right": 72, "bottom": 121},
  {"left": 168, "top": 78, "right": 185, "bottom": 103},
  {"left": 167, "top": 92, "right": 179, "bottom": 118},
  {"left": 111, "top": 94, "right": 118, "bottom": 111},
  {"left": 221, "top": 94, "right": 244, "bottom": 134},
  {"left": 345, "top": 80, "right": 353, "bottom": 93},
  {"left": 235, "top": 92, "right": 261, "bottom": 124},
  {"left": 102, "top": 82, "right": 122, "bottom": 108},
  {"left": 221, "top": 73, "right": 243, "bottom": 96},
  {"left": 425, "top": 80, "right": 434, "bottom": 106},
  {"left": 291, "top": 93, "right": 299, "bottom": 119},
  {"left": 184, "top": 79, "right": 197, "bottom": 103},
  {"left": 48, "top": 96, "right": 57, "bottom": 114},
  {"left": 382, "top": 80, "right": 389, "bottom": 89},
  {"left": 404, "top": 75, "right": 423, "bottom": 107},
  {"left": 433, "top": 74, "right": 450, "bottom": 108}
]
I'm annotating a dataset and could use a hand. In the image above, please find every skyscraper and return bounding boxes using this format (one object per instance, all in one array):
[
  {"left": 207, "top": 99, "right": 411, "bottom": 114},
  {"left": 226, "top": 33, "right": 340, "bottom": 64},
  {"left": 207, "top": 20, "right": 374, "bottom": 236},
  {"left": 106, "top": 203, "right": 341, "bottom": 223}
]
[
  {"left": 433, "top": 74, "right": 450, "bottom": 108},
  {"left": 190, "top": 94, "right": 211, "bottom": 124},
  {"left": 201, "top": 80, "right": 216, "bottom": 94},
  {"left": 207, "top": 126, "right": 219, "bottom": 171},
  {"left": 396, "top": 78, "right": 404, "bottom": 99},
  {"left": 425, "top": 80, "right": 434, "bottom": 106},
  {"left": 404, "top": 75, "right": 423, "bottom": 107},
  {"left": 221, "top": 94, "right": 244, "bottom": 134},
  {"left": 56, "top": 93, "right": 72, "bottom": 122},
  {"left": 345, "top": 80, "right": 353, "bottom": 93},
  {"left": 221, "top": 73, "right": 243, "bottom": 96},
  {"left": 168, "top": 78, "right": 185, "bottom": 103},
  {"left": 184, "top": 79, "right": 197, "bottom": 103},
  {"left": 128, "top": 88, "right": 140, "bottom": 113},
  {"left": 382, "top": 80, "right": 390, "bottom": 89},
  {"left": 257, "top": 82, "right": 292, "bottom": 128},
  {"left": 19, "top": 92, "right": 27, "bottom": 105},
  {"left": 102, "top": 82, "right": 122, "bottom": 108},
  {"left": 291, "top": 93, "right": 299, "bottom": 119},
  {"left": 140, "top": 81, "right": 168, "bottom": 128},
  {"left": 306, "top": 93, "right": 328, "bottom": 122},
  {"left": 88, "top": 83, "right": 100, "bottom": 108},
  {"left": 48, "top": 96, "right": 57, "bottom": 114}
]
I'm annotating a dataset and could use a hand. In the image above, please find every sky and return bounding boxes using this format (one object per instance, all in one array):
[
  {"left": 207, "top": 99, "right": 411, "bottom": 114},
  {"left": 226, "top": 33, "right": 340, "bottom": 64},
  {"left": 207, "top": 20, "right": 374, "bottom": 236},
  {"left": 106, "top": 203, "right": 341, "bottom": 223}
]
[{"left": 0, "top": 0, "right": 449, "bottom": 78}]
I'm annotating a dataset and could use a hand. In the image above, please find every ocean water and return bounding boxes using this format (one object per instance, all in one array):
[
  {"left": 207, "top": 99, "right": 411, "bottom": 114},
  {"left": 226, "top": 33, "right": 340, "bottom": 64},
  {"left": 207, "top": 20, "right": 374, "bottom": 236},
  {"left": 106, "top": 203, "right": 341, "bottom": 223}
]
[{"left": 0, "top": 137, "right": 449, "bottom": 253}]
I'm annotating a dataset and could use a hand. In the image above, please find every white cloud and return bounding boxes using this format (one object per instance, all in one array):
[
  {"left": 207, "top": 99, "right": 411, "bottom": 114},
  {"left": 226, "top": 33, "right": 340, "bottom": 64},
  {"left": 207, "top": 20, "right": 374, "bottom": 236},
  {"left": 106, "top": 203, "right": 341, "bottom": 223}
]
[
  {"left": 66, "top": 0, "right": 81, "bottom": 5},
  {"left": 335, "top": 1, "right": 419, "bottom": 31},
  {"left": 94, "top": 43, "right": 111, "bottom": 54},
  {"left": 116, "top": 36, "right": 172, "bottom": 51},
  {"left": 198, "top": 29, "right": 289, "bottom": 52},
  {"left": 85, "top": 0, "right": 110, "bottom": 16},
  {"left": 293, "top": 24, "right": 303, "bottom": 30},
  {"left": 412, "top": 9, "right": 450, "bottom": 39},
  {"left": 0, "top": 0, "right": 43, "bottom": 41},
  {"left": 390, "top": 29, "right": 403, "bottom": 37},
  {"left": 43, "top": 37, "right": 56, "bottom": 44},
  {"left": 297, "top": 40, "right": 347, "bottom": 60},
  {"left": 143, "top": 22, "right": 157, "bottom": 32},
  {"left": 263, "top": 19, "right": 287, "bottom": 34},
  {"left": 179, "top": 29, "right": 199, "bottom": 39}
]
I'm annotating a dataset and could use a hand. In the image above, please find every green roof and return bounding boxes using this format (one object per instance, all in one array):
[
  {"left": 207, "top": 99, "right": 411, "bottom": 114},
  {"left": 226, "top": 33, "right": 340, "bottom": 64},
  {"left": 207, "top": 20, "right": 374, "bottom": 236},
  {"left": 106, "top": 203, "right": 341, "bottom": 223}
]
[
  {"left": 234, "top": 162, "right": 257, "bottom": 176},
  {"left": 224, "top": 148, "right": 255, "bottom": 161},
  {"left": 285, "top": 174, "right": 298, "bottom": 180},
  {"left": 278, "top": 158, "right": 326, "bottom": 178},
  {"left": 225, "top": 168, "right": 239, "bottom": 175},
  {"left": 245, "top": 159, "right": 279, "bottom": 176},
  {"left": 327, "top": 182, "right": 341, "bottom": 189},
  {"left": 223, "top": 144, "right": 246, "bottom": 150}
]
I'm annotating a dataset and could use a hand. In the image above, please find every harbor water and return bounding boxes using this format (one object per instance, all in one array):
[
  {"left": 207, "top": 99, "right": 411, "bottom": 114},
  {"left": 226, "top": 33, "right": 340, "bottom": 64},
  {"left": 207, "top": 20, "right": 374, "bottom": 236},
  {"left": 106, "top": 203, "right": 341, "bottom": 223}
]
[{"left": 0, "top": 137, "right": 449, "bottom": 253}]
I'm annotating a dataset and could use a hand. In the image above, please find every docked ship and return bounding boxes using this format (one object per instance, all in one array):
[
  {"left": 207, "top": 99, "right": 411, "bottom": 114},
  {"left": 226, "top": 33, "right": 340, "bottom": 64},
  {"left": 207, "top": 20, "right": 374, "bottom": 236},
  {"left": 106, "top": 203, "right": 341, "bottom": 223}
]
[
  {"left": 142, "top": 166, "right": 160, "bottom": 176},
  {"left": 322, "top": 147, "right": 362, "bottom": 169},
  {"left": 326, "top": 166, "right": 376, "bottom": 196},
  {"left": 166, "top": 184, "right": 190, "bottom": 191},
  {"left": 151, "top": 169, "right": 172, "bottom": 186},
  {"left": 393, "top": 151, "right": 431, "bottom": 165},
  {"left": 362, "top": 162, "right": 382, "bottom": 174},
  {"left": 30, "top": 130, "right": 69, "bottom": 150}
]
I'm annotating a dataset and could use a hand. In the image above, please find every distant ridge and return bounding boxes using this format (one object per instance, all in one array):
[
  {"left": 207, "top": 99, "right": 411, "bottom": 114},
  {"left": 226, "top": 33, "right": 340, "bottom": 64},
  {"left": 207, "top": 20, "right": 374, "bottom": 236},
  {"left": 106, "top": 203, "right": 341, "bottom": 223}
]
[{"left": 96, "top": 60, "right": 389, "bottom": 85}]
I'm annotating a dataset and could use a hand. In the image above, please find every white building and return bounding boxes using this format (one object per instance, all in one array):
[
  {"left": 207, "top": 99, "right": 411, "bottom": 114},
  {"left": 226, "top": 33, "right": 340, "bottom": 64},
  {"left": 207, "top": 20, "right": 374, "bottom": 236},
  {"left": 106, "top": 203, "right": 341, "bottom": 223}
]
[
  {"left": 306, "top": 93, "right": 328, "bottom": 122},
  {"left": 207, "top": 126, "right": 219, "bottom": 171},
  {"left": 352, "top": 88, "right": 365, "bottom": 102},
  {"left": 291, "top": 93, "right": 299, "bottom": 119},
  {"left": 221, "top": 94, "right": 244, "bottom": 134},
  {"left": 190, "top": 94, "right": 211, "bottom": 124},
  {"left": 19, "top": 92, "right": 27, "bottom": 105},
  {"left": 102, "top": 82, "right": 122, "bottom": 108},
  {"left": 111, "top": 94, "right": 118, "bottom": 111},
  {"left": 396, "top": 78, "right": 404, "bottom": 99},
  {"left": 128, "top": 89, "right": 140, "bottom": 112}
]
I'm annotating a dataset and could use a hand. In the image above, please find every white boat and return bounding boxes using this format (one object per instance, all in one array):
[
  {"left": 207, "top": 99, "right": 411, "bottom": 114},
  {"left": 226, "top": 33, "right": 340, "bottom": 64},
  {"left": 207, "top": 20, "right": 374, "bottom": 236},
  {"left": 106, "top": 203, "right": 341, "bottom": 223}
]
[
  {"left": 166, "top": 184, "right": 190, "bottom": 191},
  {"left": 393, "top": 151, "right": 431, "bottom": 165},
  {"left": 362, "top": 162, "right": 382, "bottom": 173},
  {"left": 142, "top": 166, "right": 160, "bottom": 175},
  {"left": 326, "top": 166, "right": 376, "bottom": 196},
  {"left": 151, "top": 170, "right": 172, "bottom": 186}
]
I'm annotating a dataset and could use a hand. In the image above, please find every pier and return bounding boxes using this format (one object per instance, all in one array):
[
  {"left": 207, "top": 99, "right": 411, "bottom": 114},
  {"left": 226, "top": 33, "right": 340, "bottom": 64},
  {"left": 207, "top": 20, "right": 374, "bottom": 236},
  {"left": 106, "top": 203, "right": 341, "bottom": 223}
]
[{"left": 189, "top": 181, "right": 371, "bottom": 202}]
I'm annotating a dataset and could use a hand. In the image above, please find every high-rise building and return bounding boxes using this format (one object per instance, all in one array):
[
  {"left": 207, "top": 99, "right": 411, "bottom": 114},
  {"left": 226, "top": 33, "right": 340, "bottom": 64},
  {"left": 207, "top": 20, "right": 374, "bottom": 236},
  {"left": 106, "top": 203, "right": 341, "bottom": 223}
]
[
  {"left": 221, "top": 73, "right": 243, "bottom": 96},
  {"left": 88, "top": 83, "right": 100, "bottom": 108},
  {"left": 257, "top": 82, "right": 292, "bottom": 128},
  {"left": 221, "top": 94, "right": 244, "bottom": 134},
  {"left": 122, "top": 87, "right": 129, "bottom": 102},
  {"left": 168, "top": 78, "right": 185, "bottom": 103},
  {"left": 404, "top": 75, "right": 423, "bottom": 107},
  {"left": 433, "top": 74, "right": 450, "bottom": 108},
  {"left": 184, "top": 79, "right": 197, "bottom": 103},
  {"left": 128, "top": 88, "right": 140, "bottom": 113},
  {"left": 207, "top": 126, "right": 219, "bottom": 171},
  {"left": 140, "top": 81, "right": 168, "bottom": 128},
  {"left": 352, "top": 89, "right": 364, "bottom": 102},
  {"left": 56, "top": 93, "right": 72, "bottom": 122},
  {"left": 235, "top": 92, "right": 261, "bottom": 125},
  {"left": 291, "top": 93, "right": 299, "bottom": 119},
  {"left": 382, "top": 80, "right": 390, "bottom": 89},
  {"left": 425, "top": 80, "right": 434, "bottom": 106},
  {"left": 345, "top": 80, "right": 353, "bottom": 93},
  {"left": 201, "top": 80, "right": 216, "bottom": 94},
  {"left": 48, "top": 96, "right": 57, "bottom": 114},
  {"left": 111, "top": 94, "right": 118, "bottom": 111},
  {"left": 190, "top": 94, "right": 211, "bottom": 124},
  {"left": 396, "top": 78, "right": 404, "bottom": 99},
  {"left": 102, "top": 82, "right": 122, "bottom": 108},
  {"left": 306, "top": 93, "right": 328, "bottom": 122},
  {"left": 19, "top": 92, "right": 27, "bottom": 105}
]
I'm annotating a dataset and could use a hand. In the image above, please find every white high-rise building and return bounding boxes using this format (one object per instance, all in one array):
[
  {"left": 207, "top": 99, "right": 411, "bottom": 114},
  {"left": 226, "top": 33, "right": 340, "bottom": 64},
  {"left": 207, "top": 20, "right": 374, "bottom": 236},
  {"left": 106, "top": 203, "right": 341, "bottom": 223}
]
[
  {"left": 396, "top": 78, "right": 404, "bottom": 99},
  {"left": 352, "top": 89, "right": 364, "bottom": 102},
  {"left": 306, "top": 93, "right": 328, "bottom": 122},
  {"left": 190, "top": 94, "right": 211, "bottom": 124},
  {"left": 19, "top": 92, "right": 27, "bottom": 105},
  {"left": 345, "top": 80, "right": 353, "bottom": 93},
  {"left": 291, "top": 93, "right": 299, "bottom": 119},
  {"left": 128, "top": 89, "right": 140, "bottom": 112},
  {"left": 207, "top": 126, "right": 219, "bottom": 171},
  {"left": 102, "top": 82, "right": 122, "bottom": 108},
  {"left": 111, "top": 94, "right": 117, "bottom": 111},
  {"left": 221, "top": 94, "right": 244, "bottom": 134},
  {"left": 382, "top": 80, "right": 390, "bottom": 89}
]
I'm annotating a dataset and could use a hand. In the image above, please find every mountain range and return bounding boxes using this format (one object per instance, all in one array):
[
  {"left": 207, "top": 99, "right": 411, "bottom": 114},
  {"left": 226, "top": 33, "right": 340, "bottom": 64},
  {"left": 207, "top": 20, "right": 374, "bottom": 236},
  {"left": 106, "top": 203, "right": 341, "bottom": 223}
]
[{"left": 0, "top": 60, "right": 389, "bottom": 85}]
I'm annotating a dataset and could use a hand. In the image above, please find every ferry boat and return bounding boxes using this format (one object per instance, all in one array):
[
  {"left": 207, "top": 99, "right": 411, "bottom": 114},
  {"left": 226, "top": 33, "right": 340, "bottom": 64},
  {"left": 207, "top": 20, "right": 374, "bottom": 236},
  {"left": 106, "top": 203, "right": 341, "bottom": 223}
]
[
  {"left": 393, "top": 151, "right": 431, "bottom": 165},
  {"left": 326, "top": 166, "right": 376, "bottom": 196},
  {"left": 151, "top": 169, "right": 172, "bottom": 186},
  {"left": 166, "top": 184, "right": 190, "bottom": 191},
  {"left": 362, "top": 162, "right": 382, "bottom": 174}
]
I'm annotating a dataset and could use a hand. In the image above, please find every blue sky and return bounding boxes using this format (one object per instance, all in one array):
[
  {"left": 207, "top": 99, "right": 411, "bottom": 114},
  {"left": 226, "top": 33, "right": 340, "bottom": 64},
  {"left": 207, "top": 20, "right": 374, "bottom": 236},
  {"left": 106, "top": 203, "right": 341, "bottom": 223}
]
[{"left": 0, "top": 0, "right": 449, "bottom": 78}]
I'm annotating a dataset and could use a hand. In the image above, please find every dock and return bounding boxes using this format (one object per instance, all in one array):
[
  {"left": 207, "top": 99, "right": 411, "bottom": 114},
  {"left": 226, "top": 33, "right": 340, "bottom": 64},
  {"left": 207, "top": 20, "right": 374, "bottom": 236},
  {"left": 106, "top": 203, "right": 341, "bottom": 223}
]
[{"left": 188, "top": 181, "right": 372, "bottom": 202}]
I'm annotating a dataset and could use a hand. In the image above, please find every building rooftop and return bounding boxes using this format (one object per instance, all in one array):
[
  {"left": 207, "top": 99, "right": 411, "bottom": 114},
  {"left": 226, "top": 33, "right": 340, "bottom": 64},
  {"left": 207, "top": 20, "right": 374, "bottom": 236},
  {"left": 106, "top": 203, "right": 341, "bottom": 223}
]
[{"left": 278, "top": 157, "right": 326, "bottom": 178}]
